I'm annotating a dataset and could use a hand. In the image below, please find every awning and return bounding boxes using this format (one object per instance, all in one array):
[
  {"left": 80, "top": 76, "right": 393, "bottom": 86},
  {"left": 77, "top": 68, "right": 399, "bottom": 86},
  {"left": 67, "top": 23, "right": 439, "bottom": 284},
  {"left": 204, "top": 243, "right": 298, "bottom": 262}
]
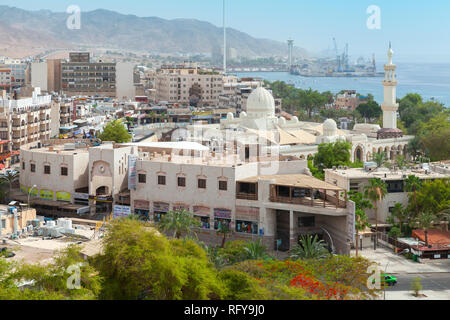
[{"left": 60, "top": 125, "right": 78, "bottom": 130}]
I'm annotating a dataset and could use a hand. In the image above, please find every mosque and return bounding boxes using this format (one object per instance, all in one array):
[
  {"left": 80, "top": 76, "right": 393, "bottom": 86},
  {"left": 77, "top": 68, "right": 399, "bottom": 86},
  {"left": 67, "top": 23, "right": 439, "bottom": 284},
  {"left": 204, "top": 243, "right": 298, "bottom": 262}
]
[{"left": 213, "top": 44, "right": 414, "bottom": 163}]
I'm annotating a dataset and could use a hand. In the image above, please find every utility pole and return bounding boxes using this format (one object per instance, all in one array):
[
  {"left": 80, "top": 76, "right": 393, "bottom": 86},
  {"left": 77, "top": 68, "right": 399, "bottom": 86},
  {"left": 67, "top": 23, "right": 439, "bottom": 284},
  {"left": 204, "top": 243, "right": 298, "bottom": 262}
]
[{"left": 223, "top": 0, "right": 227, "bottom": 75}]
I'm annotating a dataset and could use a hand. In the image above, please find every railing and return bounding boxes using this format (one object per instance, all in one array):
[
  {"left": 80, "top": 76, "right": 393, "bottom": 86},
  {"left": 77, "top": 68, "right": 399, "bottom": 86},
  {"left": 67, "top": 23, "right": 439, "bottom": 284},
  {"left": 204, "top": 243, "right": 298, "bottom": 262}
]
[
  {"left": 270, "top": 194, "right": 347, "bottom": 209},
  {"left": 236, "top": 193, "right": 258, "bottom": 201}
]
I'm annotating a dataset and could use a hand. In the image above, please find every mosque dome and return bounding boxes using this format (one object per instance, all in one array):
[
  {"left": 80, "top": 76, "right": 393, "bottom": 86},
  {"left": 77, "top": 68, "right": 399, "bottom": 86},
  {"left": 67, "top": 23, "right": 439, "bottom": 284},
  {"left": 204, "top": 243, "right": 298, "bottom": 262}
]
[
  {"left": 226, "top": 112, "right": 234, "bottom": 120},
  {"left": 246, "top": 87, "right": 275, "bottom": 118},
  {"left": 323, "top": 119, "right": 338, "bottom": 137},
  {"left": 240, "top": 111, "right": 247, "bottom": 118}
]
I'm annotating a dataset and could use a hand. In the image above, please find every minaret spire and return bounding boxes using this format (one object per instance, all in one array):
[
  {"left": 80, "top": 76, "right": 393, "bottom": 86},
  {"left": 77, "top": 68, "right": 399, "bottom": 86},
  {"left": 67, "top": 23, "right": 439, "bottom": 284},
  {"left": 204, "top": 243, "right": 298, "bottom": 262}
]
[{"left": 381, "top": 43, "right": 400, "bottom": 130}]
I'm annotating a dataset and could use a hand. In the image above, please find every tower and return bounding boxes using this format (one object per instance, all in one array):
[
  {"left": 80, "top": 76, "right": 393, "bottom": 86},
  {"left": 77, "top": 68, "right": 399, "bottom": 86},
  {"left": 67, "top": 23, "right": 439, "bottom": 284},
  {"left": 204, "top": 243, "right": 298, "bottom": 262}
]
[
  {"left": 287, "top": 39, "right": 294, "bottom": 71},
  {"left": 382, "top": 43, "right": 399, "bottom": 129},
  {"left": 378, "top": 43, "right": 403, "bottom": 139},
  {"left": 223, "top": 0, "right": 227, "bottom": 74}
]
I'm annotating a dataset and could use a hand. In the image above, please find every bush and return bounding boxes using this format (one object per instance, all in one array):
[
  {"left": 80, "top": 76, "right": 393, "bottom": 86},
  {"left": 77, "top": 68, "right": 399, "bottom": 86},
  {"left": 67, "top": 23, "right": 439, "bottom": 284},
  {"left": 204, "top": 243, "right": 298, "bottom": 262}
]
[{"left": 411, "top": 277, "right": 422, "bottom": 297}]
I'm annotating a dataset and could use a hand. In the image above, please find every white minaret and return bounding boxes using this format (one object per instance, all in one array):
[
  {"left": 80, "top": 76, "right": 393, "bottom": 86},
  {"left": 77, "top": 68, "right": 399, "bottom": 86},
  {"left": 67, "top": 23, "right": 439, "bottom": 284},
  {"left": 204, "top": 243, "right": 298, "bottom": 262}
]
[{"left": 382, "top": 42, "right": 399, "bottom": 129}]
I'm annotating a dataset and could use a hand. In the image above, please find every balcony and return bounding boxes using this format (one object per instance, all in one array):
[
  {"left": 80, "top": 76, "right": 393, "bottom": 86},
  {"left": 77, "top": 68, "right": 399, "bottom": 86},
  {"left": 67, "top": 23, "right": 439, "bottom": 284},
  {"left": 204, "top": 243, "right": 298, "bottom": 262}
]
[
  {"left": 236, "top": 182, "right": 258, "bottom": 201},
  {"left": 270, "top": 185, "right": 347, "bottom": 209}
]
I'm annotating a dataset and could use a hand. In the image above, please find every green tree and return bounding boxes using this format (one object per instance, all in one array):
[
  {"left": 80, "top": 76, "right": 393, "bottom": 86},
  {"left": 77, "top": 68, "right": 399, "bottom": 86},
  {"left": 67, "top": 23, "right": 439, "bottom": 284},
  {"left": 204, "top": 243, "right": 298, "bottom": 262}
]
[
  {"left": 390, "top": 203, "right": 406, "bottom": 234},
  {"left": 289, "top": 235, "right": 330, "bottom": 260},
  {"left": 407, "top": 137, "right": 422, "bottom": 161},
  {"left": 98, "top": 120, "right": 132, "bottom": 143},
  {"left": 243, "top": 239, "right": 269, "bottom": 261},
  {"left": 158, "top": 209, "right": 201, "bottom": 239},
  {"left": 412, "top": 179, "right": 449, "bottom": 220},
  {"left": 413, "top": 212, "right": 437, "bottom": 247},
  {"left": 416, "top": 111, "right": 450, "bottom": 161},
  {"left": 404, "top": 175, "right": 422, "bottom": 216},
  {"left": 95, "top": 219, "right": 225, "bottom": 300},
  {"left": 356, "top": 100, "right": 382, "bottom": 122},
  {"left": 0, "top": 170, "right": 19, "bottom": 194},
  {"left": 411, "top": 277, "right": 422, "bottom": 297},
  {"left": 364, "top": 178, "right": 388, "bottom": 232},
  {"left": 313, "top": 141, "right": 352, "bottom": 173},
  {"left": 349, "top": 192, "right": 373, "bottom": 257},
  {"left": 372, "top": 152, "right": 387, "bottom": 168},
  {"left": 217, "top": 223, "right": 233, "bottom": 249}
]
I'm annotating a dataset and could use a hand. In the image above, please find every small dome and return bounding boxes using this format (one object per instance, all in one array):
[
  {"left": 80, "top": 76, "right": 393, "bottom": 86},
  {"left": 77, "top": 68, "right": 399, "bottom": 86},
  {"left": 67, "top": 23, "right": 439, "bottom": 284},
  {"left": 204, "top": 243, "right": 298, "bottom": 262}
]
[
  {"left": 240, "top": 111, "right": 247, "bottom": 118},
  {"left": 323, "top": 119, "right": 338, "bottom": 137},
  {"left": 278, "top": 117, "right": 286, "bottom": 126},
  {"left": 246, "top": 87, "right": 275, "bottom": 118},
  {"left": 227, "top": 112, "right": 234, "bottom": 120}
]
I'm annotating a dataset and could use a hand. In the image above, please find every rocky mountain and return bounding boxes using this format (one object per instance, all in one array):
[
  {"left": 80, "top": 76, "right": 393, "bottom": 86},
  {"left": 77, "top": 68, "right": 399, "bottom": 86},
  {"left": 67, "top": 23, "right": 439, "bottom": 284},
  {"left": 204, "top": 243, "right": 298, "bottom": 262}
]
[{"left": 0, "top": 6, "right": 307, "bottom": 58}]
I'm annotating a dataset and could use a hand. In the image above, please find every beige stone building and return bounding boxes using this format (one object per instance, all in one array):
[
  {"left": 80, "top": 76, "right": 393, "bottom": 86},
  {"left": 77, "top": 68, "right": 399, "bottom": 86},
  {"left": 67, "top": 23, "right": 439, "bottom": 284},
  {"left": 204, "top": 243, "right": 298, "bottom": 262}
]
[
  {"left": 0, "top": 206, "right": 36, "bottom": 236},
  {"left": 0, "top": 88, "right": 59, "bottom": 151},
  {"left": 155, "top": 63, "right": 223, "bottom": 106}
]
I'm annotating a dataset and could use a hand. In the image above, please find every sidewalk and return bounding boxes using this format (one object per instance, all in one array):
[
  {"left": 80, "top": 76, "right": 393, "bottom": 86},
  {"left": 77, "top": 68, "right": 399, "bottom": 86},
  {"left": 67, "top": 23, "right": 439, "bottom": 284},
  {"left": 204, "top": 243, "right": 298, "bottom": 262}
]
[
  {"left": 385, "top": 290, "right": 450, "bottom": 300},
  {"left": 353, "top": 247, "right": 450, "bottom": 274}
]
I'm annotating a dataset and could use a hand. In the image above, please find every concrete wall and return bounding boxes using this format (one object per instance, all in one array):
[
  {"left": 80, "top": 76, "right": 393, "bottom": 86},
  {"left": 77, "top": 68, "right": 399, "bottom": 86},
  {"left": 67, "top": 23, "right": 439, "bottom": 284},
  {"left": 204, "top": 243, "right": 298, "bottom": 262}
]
[
  {"left": 116, "top": 62, "right": 135, "bottom": 100},
  {"left": 31, "top": 62, "right": 48, "bottom": 92}
]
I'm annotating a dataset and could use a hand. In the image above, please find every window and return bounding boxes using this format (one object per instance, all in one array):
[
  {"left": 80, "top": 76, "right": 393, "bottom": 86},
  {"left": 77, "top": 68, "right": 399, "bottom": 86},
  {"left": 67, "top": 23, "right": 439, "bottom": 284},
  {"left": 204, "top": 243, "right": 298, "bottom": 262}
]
[
  {"left": 198, "top": 179, "right": 206, "bottom": 189},
  {"left": 219, "top": 180, "right": 227, "bottom": 191},
  {"left": 298, "top": 216, "right": 315, "bottom": 228},
  {"left": 158, "top": 175, "right": 166, "bottom": 185},
  {"left": 61, "top": 167, "right": 68, "bottom": 176},
  {"left": 387, "top": 180, "right": 404, "bottom": 193},
  {"left": 138, "top": 174, "right": 146, "bottom": 184},
  {"left": 22, "top": 162, "right": 25, "bottom": 170},
  {"left": 31, "top": 163, "right": 36, "bottom": 173},
  {"left": 44, "top": 165, "right": 51, "bottom": 174},
  {"left": 178, "top": 177, "right": 186, "bottom": 187}
]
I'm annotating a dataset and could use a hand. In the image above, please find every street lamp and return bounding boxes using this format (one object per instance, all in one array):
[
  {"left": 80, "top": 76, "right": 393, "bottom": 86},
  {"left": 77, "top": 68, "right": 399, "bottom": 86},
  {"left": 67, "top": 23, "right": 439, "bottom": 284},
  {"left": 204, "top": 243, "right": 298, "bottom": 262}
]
[{"left": 27, "top": 185, "right": 37, "bottom": 209}]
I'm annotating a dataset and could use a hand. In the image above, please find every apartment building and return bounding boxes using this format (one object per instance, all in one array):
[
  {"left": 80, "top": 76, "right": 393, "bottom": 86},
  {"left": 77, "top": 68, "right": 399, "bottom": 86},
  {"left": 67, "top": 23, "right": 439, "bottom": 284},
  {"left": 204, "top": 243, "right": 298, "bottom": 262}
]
[
  {"left": 0, "top": 69, "right": 12, "bottom": 93},
  {"left": 61, "top": 52, "right": 135, "bottom": 99},
  {"left": 0, "top": 59, "right": 27, "bottom": 88},
  {"left": 155, "top": 62, "right": 223, "bottom": 107},
  {"left": 324, "top": 166, "right": 450, "bottom": 226},
  {"left": 335, "top": 90, "right": 369, "bottom": 111},
  {"left": 0, "top": 88, "right": 59, "bottom": 151}
]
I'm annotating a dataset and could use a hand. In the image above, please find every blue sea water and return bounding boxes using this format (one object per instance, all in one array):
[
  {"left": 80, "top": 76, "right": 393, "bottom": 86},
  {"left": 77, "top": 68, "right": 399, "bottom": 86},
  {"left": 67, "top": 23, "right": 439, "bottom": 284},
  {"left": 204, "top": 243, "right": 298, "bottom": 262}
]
[{"left": 236, "top": 63, "right": 450, "bottom": 107}]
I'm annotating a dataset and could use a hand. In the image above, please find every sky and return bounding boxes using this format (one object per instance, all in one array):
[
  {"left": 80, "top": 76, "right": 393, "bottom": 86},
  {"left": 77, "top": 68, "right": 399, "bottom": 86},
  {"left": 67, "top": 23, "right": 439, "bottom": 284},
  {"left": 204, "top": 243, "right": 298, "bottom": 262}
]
[{"left": 1, "top": 0, "right": 450, "bottom": 62}]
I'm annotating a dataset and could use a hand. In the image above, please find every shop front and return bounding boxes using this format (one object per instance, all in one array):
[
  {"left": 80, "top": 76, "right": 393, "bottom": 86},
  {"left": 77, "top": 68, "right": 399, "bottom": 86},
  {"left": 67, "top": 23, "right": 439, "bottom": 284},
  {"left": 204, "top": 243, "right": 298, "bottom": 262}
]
[
  {"left": 214, "top": 208, "right": 232, "bottom": 230},
  {"left": 153, "top": 202, "right": 170, "bottom": 222},
  {"left": 193, "top": 206, "right": 211, "bottom": 229},
  {"left": 134, "top": 200, "right": 150, "bottom": 219},
  {"left": 235, "top": 206, "right": 260, "bottom": 235}
]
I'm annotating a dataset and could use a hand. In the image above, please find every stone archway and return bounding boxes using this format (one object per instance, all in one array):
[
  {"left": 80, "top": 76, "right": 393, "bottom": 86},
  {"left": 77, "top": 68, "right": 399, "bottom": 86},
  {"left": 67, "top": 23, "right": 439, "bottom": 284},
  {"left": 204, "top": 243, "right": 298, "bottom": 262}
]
[{"left": 354, "top": 146, "right": 364, "bottom": 162}]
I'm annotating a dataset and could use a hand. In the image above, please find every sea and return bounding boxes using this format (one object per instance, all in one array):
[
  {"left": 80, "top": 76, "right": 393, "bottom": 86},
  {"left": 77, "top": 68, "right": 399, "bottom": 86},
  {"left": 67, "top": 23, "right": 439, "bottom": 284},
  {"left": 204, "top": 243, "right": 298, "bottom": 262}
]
[{"left": 235, "top": 63, "right": 450, "bottom": 107}]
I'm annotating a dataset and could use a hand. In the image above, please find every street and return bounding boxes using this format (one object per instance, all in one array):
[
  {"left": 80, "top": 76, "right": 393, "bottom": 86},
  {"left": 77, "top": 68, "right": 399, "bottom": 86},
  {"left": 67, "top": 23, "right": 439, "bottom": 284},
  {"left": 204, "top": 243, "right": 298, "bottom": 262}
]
[{"left": 387, "top": 273, "right": 450, "bottom": 292}]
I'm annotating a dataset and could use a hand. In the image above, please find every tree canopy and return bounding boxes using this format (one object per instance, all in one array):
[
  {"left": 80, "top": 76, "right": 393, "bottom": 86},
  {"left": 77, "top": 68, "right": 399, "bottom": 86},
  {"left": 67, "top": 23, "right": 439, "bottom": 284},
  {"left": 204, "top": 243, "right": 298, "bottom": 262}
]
[{"left": 98, "top": 120, "right": 132, "bottom": 143}]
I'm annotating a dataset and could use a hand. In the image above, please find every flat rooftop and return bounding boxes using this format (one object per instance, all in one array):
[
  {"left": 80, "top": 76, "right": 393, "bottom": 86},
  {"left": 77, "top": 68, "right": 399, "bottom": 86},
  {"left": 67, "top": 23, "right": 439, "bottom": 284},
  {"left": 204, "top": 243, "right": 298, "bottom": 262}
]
[
  {"left": 239, "top": 174, "right": 344, "bottom": 191},
  {"left": 325, "top": 167, "right": 449, "bottom": 180}
]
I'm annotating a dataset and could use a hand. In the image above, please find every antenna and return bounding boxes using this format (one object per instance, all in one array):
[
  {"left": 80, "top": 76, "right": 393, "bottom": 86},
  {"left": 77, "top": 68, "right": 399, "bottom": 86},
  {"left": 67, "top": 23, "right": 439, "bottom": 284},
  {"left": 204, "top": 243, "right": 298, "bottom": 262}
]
[{"left": 223, "top": 0, "right": 227, "bottom": 75}]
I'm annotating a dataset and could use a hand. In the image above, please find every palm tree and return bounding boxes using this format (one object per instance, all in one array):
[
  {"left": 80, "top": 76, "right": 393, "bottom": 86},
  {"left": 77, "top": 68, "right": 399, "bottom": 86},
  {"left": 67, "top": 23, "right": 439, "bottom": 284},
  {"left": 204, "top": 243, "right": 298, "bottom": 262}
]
[
  {"left": 158, "top": 210, "right": 200, "bottom": 239},
  {"left": 289, "top": 235, "right": 330, "bottom": 260},
  {"left": 243, "top": 239, "right": 268, "bottom": 260},
  {"left": 364, "top": 178, "right": 388, "bottom": 232},
  {"left": 413, "top": 212, "right": 437, "bottom": 247},
  {"left": 372, "top": 152, "right": 387, "bottom": 168},
  {"left": 390, "top": 203, "right": 406, "bottom": 234},
  {"left": 404, "top": 175, "right": 422, "bottom": 216},
  {"left": 355, "top": 209, "right": 370, "bottom": 257},
  {"left": 1, "top": 170, "right": 19, "bottom": 194},
  {"left": 217, "top": 223, "right": 232, "bottom": 248}
]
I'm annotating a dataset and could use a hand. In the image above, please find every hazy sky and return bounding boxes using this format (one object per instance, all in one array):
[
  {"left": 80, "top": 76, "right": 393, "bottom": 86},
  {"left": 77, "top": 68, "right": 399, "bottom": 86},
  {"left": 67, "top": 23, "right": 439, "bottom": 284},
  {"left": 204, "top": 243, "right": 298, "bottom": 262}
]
[{"left": 2, "top": 0, "right": 450, "bottom": 62}]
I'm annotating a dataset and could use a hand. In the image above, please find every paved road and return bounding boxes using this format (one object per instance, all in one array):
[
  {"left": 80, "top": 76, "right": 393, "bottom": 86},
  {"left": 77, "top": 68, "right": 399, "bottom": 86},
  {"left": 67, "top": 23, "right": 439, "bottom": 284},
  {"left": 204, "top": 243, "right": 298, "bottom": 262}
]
[{"left": 386, "top": 273, "right": 450, "bottom": 292}]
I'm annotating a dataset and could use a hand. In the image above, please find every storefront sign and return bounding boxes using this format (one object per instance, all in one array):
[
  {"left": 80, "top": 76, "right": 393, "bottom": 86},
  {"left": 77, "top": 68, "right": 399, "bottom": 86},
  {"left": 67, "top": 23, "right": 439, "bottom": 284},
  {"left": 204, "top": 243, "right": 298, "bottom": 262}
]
[
  {"left": 74, "top": 193, "right": 90, "bottom": 200},
  {"left": 128, "top": 155, "right": 138, "bottom": 190},
  {"left": 56, "top": 191, "right": 71, "bottom": 202},
  {"left": 153, "top": 202, "right": 169, "bottom": 213},
  {"left": 114, "top": 205, "right": 131, "bottom": 218},
  {"left": 134, "top": 200, "right": 150, "bottom": 210},
  {"left": 214, "top": 208, "right": 232, "bottom": 219},
  {"left": 28, "top": 187, "right": 39, "bottom": 197},
  {"left": 40, "top": 190, "right": 54, "bottom": 200},
  {"left": 193, "top": 206, "right": 210, "bottom": 217}
]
